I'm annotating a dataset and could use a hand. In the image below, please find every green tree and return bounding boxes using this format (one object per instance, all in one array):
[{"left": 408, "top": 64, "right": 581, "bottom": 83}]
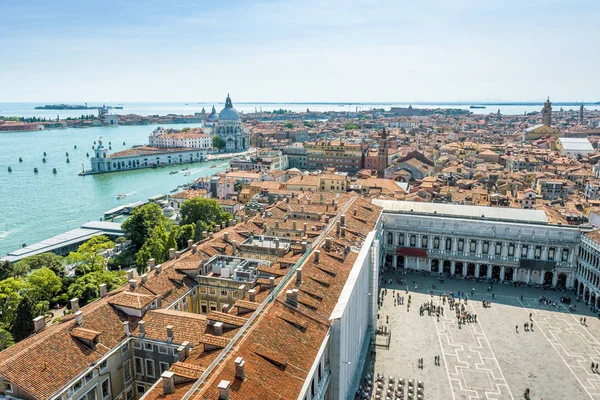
[
  {"left": 67, "top": 270, "right": 127, "bottom": 306},
  {"left": 0, "top": 328, "right": 14, "bottom": 350},
  {"left": 26, "top": 268, "right": 62, "bottom": 303},
  {"left": 10, "top": 260, "right": 30, "bottom": 278},
  {"left": 16, "top": 253, "right": 65, "bottom": 278},
  {"left": 180, "top": 198, "right": 231, "bottom": 229},
  {"left": 182, "top": 127, "right": 191, "bottom": 132},
  {"left": 303, "top": 121, "right": 314, "bottom": 128},
  {"left": 107, "top": 249, "right": 135, "bottom": 270},
  {"left": 11, "top": 295, "right": 35, "bottom": 342},
  {"left": 122, "top": 203, "right": 168, "bottom": 249},
  {"left": 0, "top": 278, "right": 24, "bottom": 327},
  {"left": 135, "top": 224, "right": 169, "bottom": 273},
  {"left": 212, "top": 135, "right": 226, "bottom": 151},
  {"left": 343, "top": 122, "right": 359, "bottom": 130},
  {"left": 174, "top": 224, "right": 195, "bottom": 249},
  {"left": 284, "top": 121, "right": 294, "bottom": 129},
  {"left": 0, "top": 261, "right": 13, "bottom": 281},
  {"left": 66, "top": 235, "right": 114, "bottom": 277}
]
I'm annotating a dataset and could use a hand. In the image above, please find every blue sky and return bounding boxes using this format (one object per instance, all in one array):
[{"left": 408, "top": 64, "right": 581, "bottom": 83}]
[{"left": 1, "top": 0, "right": 599, "bottom": 102}]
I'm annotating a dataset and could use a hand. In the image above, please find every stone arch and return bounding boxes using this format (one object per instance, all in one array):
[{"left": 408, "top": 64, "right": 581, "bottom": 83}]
[
  {"left": 385, "top": 254, "right": 394, "bottom": 269},
  {"left": 443, "top": 260, "right": 452, "bottom": 274},
  {"left": 467, "top": 263, "right": 476, "bottom": 277},
  {"left": 504, "top": 267, "right": 514, "bottom": 282},
  {"left": 557, "top": 273, "right": 567, "bottom": 289},
  {"left": 480, "top": 264, "right": 489, "bottom": 279},
  {"left": 491, "top": 265, "right": 501, "bottom": 280},
  {"left": 431, "top": 259, "right": 440, "bottom": 273},
  {"left": 543, "top": 271, "right": 553, "bottom": 286},
  {"left": 397, "top": 255, "right": 405, "bottom": 269},
  {"left": 455, "top": 261, "right": 464, "bottom": 277}
]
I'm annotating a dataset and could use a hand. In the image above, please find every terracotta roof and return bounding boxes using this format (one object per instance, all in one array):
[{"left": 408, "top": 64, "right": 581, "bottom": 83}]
[
  {"left": 108, "top": 291, "right": 156, "bottom": 309},
  {"left": 170, "top": 361, "right": 205, "bottom": 379},
  {"left": 207, "top": 311, "right": 248, "bottom": 327}
]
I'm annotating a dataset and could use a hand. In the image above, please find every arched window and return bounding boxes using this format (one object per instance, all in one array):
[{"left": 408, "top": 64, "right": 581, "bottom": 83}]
[{"left": 387, "top": 232, "right": 393, "bottom": 245}]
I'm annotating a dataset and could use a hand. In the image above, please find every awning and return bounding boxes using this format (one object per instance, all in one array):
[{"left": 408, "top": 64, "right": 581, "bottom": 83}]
[{"left": 396, "top": 247, "right": 428, "bottom": 258}]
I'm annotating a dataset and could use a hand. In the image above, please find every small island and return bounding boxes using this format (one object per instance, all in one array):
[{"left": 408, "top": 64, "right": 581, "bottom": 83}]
[{"left": 35, "top": 103, "right": 123, "bottom": 110}]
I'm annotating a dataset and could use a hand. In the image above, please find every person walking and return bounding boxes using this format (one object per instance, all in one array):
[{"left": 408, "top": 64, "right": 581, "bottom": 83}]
[{"left": 516, "top": 325, "right": 519, "bottom": 333}]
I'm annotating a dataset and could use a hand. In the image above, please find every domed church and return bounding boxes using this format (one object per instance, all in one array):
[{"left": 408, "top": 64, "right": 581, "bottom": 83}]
[{"left": 214, "top": 94, "right": 249, "bottom": 152}]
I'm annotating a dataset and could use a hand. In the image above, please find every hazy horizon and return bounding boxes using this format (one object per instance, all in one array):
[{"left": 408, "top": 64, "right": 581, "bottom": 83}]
[{"left": 2, "top": 0, "right": 599, "bottom": 102}]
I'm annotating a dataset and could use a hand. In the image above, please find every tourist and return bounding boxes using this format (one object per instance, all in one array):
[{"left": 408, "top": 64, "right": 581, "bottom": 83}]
[
  {"left": 584, "top": 317, "right": 587, "bottom": 326},
  {"left": 516, "top": 325, "right": 519, "bottom": 333},
  {"left": 529, "top": 312, "right": 532, "bottom": 321}
]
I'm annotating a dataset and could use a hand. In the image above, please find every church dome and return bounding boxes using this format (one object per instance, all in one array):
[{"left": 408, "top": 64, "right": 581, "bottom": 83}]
[
  {"left": 207, "top": 105, "right": 218, "bottom": 122},
  {"left": 218, "top": 94, "right": 240, "bottom": 121}
]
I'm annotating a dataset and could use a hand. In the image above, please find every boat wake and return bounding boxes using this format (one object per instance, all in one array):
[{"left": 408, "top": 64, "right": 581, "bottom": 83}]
[{"left": 0, "top": 230, "right": 11, "bottom": 241}]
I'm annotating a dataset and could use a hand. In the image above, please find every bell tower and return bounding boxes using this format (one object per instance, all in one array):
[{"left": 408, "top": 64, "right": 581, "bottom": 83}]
[
  {"left": 377, "top": 127, "right": 389, "bottom": 177},
  {"left": 541, "top": 97, "right": 552, "bottom": 126}
]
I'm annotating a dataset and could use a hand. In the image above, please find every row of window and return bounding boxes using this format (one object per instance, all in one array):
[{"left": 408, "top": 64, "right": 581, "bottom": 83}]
[
  {"left": 134, "top": 357, "right": 170, "bottom": 379},
  {"left": 199, "top": 286, "right": 239, "bottom": 298},
  {"left": 387, "top": 232, "right": 569, "bottom": 261}
]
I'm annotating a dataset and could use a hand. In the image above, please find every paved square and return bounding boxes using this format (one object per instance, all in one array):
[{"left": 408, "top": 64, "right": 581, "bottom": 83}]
[{"left": 364, "top": 271, "right": 600, "bottom": 400}]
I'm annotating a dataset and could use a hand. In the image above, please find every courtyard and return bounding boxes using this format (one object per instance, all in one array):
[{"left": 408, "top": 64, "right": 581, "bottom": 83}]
[{"left": 363, "top": 271, "right": 600, "bottom": 400}]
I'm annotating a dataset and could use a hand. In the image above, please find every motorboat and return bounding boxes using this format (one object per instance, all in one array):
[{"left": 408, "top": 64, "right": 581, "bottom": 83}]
[{"left": 117, "top": 193, "right": 127, "bottom": 199}]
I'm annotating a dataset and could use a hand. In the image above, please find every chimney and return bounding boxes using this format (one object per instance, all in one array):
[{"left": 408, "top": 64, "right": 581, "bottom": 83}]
[
  {"left": 325, "top": 237, "right": 332, "bottom": 249},
  {"left": 148, "top": 258, "right": 156, "bottom": 271},
  {"left": 229, "top": 219, "right": 234, "bottom": 227},
  {"left": 139, "top": 320, "right": 146, "bottom": 337},
  {"left": 176, "top": 251, "right": 181, "bottom": 259},
  {"left": 336, "top": 221, "right": 341, "bottom": 235},
  {"left": 296, "top": 268, "right": 302, "bottom": 284},
  {"left": 275, "top": 221, "right": 279, "bottom": 229},
  {"left": 353, "top": 208, "right": 357, "bottom": 216},
  {"left": 235, "top": 357, "right": 245, "bottom": 380},
  {"left": 292, "top": 221, "right": 297, "bottom": 230},
  {"left": 166, "top": 325, "right": 174, "bottom": 342},
  {"left": 341, "top": 227, "right": 346, "bottom": 237},
  {"left": 202, "top": 231, "right": 208, "bottom": 239},
  {"left": 274, "top": 238, "right": 280, "bottom": 252},
  {"left": 187, "top": 239, "right": 194, "bottom": 250},
  {"left": 141, "top": 274, "right": 148, "bottom": 284},
  {"left": 155, "top": 264, "right": 162, "bottom": 274},
  {"left": 231, "top": 240, "right": 237, "bottom": 254},
  {"left": 74, "top": 311, "right": 83, "bottom": 326},
  {"left": 334, "top": 201, "right": 338, "bottom": 211},
  {"left": 123, "top": 321, "right": 130, "bottom": 336},
  {"left": 248, "top": 289, "right": 256, "bottom": 302},
  {"left": 70, "top": 298, "right": 80, "bottom": 313},
  {"left": 314, "top": 250, "right": 320, "bottom": 263},
  {"left": 33, "top": 316, "right": 45, "bottom": 333},
  {"left": 213, "top": 322, "right": 223, "bottom": 336},
  {"left": 210, "top": 232, "right": 214, "bottom": 239},
  {"left": 218, "top": 380, "right": 230, "bottom": 400},
  {"left": 129, "top": 279, "right": 137, "bottom": 290},
  {"left": 221, "top": 222, "right": 226, "bottom": 230},
  {"left": 224, "top": 232, "right": 229, "bottom": 242},
  {"left": 192, "top": 244, "right": 198, "bottom": 253},
  {"left": 126, "top": 269, "right": 134, "bottom": 281},
  {"left": 341, "top": 214, "right": 346, "bottom": 225},
  {"left": 222, "top": 304, "right": 230, "bottom": 313},
  {"left": 301, "top": 241, "right": 307, "bottom": 252},
  {"left": 99, "top": 283, "right": 107, "bottom": 298},
  {"left": 269, "top": 276, "right": 275, "bottom": 289},
  {"left": 286, "top": 289, "right": 298, "bottom": 307},
  {"left": 162, "top": 371, "right": 175, "bottom": 394},
  {"left": 169, "top": 248, "right": 176, "bottom": 260},
  {"left": 177, "top": 344, "right": 187, "bottom": 361}
]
